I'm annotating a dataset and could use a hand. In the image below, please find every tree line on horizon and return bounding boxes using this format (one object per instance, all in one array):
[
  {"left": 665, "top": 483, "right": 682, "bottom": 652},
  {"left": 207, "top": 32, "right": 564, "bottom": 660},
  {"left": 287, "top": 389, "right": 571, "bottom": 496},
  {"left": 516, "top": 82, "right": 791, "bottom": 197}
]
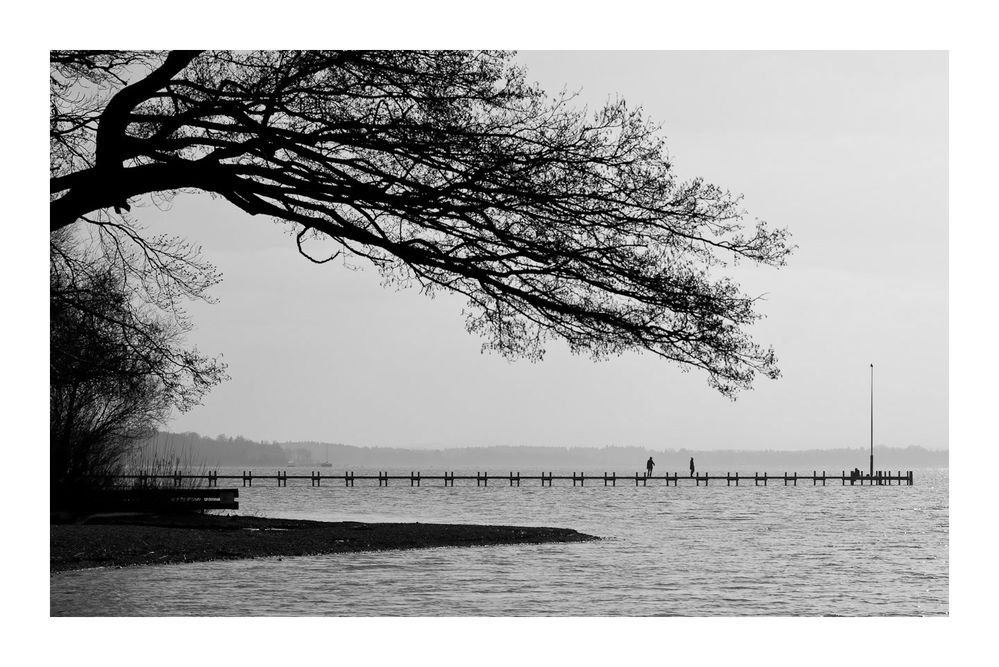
[{"left": 137, "top": 431, "right": 949, "bottom": 471}]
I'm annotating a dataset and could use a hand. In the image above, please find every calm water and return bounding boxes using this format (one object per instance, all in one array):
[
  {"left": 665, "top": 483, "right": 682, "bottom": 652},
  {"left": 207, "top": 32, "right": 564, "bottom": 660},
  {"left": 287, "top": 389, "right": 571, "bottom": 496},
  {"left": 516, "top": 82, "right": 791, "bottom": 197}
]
[{"left": 50, "top": 468, "right": 948, "bottom": 616}]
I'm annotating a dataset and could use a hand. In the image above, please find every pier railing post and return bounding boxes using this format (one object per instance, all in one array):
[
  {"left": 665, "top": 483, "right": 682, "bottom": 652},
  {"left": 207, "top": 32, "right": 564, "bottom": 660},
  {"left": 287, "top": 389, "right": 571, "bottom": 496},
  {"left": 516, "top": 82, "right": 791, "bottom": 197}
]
[{"left": 613, "top": 472, "right": 616, "bottom": 486}]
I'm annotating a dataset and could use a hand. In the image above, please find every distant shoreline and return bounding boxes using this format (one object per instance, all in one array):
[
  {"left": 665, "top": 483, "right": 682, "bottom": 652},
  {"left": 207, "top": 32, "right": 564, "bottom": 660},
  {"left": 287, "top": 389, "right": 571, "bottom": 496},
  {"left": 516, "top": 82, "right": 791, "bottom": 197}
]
[
  {"left": 136, "top": 432, "right": 950, "bottom": 470},
  {"left": 50, "top": 514, "right": 598, "bottom": 573}
]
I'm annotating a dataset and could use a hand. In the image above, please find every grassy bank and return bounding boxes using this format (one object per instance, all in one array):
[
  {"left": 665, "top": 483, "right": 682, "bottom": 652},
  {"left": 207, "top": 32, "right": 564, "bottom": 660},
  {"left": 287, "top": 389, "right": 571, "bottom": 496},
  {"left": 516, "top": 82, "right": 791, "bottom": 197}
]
[{"left": 50, "top": 514, "right": 598, "bottom": 572}]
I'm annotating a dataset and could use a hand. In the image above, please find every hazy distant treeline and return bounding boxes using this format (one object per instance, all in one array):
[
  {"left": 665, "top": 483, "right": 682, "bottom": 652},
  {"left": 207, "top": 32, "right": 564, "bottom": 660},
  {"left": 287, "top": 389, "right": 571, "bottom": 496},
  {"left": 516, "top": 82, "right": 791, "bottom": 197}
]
[
  {"left": 136, "top": 432, "right": 948, "bottom": 471},
  {"left": 136, "top": 432, "right": 289, "bottom": 467}
]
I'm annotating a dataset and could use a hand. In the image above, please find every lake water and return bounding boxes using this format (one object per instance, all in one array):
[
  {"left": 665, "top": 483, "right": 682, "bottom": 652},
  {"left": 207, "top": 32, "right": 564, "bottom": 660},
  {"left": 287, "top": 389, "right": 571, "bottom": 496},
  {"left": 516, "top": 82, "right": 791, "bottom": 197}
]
[{"left": 50, "top": 467, "right": 948, "bottom": 616}]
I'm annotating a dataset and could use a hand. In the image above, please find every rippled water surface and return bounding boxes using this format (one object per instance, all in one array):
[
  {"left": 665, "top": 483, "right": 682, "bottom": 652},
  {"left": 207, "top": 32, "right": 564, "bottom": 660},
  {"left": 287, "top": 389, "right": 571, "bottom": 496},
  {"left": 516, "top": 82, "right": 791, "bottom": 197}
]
[{"left": 50, "top": 468, "right": 948, "bottom": 616}]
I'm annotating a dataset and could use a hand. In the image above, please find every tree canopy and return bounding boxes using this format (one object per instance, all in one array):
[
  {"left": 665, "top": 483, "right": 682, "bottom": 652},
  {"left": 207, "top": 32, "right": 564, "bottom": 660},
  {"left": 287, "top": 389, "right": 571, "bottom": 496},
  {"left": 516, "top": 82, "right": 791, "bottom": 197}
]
[{"left": 50, "top": 50, "right": 792, "bottom": 396}]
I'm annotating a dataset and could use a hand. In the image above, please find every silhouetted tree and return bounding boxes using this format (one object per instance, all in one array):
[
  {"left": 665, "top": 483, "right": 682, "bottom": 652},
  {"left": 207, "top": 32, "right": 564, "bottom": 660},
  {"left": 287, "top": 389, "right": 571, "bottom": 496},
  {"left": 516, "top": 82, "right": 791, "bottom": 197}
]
[
  {"left": 50, "top": 50, "right": 792, "bottom": 396},
  {"left": 50, "top": 228, "right": 226, "bottom": 508}
]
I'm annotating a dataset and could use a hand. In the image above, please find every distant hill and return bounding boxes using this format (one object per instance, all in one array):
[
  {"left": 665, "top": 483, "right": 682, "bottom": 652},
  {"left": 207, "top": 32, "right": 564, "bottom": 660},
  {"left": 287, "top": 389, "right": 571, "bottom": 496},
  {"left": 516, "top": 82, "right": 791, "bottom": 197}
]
[{"left": 135, "top": 432, "right": 948, "bottom": 471}]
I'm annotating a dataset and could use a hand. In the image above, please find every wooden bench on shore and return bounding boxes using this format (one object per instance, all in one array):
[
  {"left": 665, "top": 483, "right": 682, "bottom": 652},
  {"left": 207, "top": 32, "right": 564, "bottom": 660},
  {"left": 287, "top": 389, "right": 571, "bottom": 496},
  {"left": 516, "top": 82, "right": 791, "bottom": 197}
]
[{"left": 105, "top": 488, "right": 239, "bottom": 513}]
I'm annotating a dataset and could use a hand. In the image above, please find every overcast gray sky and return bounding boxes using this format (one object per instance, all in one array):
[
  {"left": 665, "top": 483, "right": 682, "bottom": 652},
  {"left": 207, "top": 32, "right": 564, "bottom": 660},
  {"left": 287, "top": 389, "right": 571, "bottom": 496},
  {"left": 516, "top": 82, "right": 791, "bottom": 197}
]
[{"left": 134, "top": 51, "right": 947, "bottom": 451}]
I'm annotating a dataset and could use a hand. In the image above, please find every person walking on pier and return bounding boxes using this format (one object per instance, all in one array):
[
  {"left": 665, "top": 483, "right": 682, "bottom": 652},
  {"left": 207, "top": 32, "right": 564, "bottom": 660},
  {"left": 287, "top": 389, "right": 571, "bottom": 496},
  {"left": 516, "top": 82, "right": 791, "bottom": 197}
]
[
  {"left": 646, "top": 457, "right": 655, "bottom": 477},
  {"left": 689, "top": 457, "right": 695, "bottom": 478}
]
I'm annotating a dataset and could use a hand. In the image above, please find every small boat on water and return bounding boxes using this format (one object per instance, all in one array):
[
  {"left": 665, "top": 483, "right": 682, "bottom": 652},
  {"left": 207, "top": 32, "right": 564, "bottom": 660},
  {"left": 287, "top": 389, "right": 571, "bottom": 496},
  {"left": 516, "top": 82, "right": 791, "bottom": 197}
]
[{"left": 319, "top": 444, "right": 333, "bottom": 467}]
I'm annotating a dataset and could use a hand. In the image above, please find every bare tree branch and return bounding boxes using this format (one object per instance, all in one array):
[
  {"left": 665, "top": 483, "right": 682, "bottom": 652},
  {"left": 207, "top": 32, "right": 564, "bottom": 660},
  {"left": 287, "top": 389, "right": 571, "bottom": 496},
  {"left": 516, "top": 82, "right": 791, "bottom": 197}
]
[{"left": 50, "top": 50, "right": 793, "bottom": 397}]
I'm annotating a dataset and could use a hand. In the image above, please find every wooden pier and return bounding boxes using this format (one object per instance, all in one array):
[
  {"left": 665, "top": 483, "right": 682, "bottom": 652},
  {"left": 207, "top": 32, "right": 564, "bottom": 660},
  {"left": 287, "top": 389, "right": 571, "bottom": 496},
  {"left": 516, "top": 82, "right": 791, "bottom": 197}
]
[{"left": 116, "top": 469, "right": 914, "bottom": 487}]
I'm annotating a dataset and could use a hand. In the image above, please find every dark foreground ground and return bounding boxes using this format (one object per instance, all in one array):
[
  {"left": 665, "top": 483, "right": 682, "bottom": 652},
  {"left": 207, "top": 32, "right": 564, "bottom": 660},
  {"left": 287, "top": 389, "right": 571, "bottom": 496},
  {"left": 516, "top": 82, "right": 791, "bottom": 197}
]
[{"left": 50, "top": 514, "right": 598, "bottom": 572}]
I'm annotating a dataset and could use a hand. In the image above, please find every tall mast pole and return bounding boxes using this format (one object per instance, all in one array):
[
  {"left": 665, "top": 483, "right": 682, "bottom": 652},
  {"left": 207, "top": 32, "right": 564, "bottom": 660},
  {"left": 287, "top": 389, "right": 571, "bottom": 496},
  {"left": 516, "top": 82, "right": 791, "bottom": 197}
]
[{"left": 870, "top": 363, "right": 874, "bottom": 477}]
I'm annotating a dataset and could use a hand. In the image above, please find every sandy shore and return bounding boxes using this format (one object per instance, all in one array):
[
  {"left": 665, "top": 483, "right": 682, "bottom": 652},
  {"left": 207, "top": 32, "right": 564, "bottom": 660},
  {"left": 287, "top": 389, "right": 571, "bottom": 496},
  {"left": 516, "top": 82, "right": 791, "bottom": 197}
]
[{"left": 50, "top": 514, "right": 598, "bottom": 572}]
